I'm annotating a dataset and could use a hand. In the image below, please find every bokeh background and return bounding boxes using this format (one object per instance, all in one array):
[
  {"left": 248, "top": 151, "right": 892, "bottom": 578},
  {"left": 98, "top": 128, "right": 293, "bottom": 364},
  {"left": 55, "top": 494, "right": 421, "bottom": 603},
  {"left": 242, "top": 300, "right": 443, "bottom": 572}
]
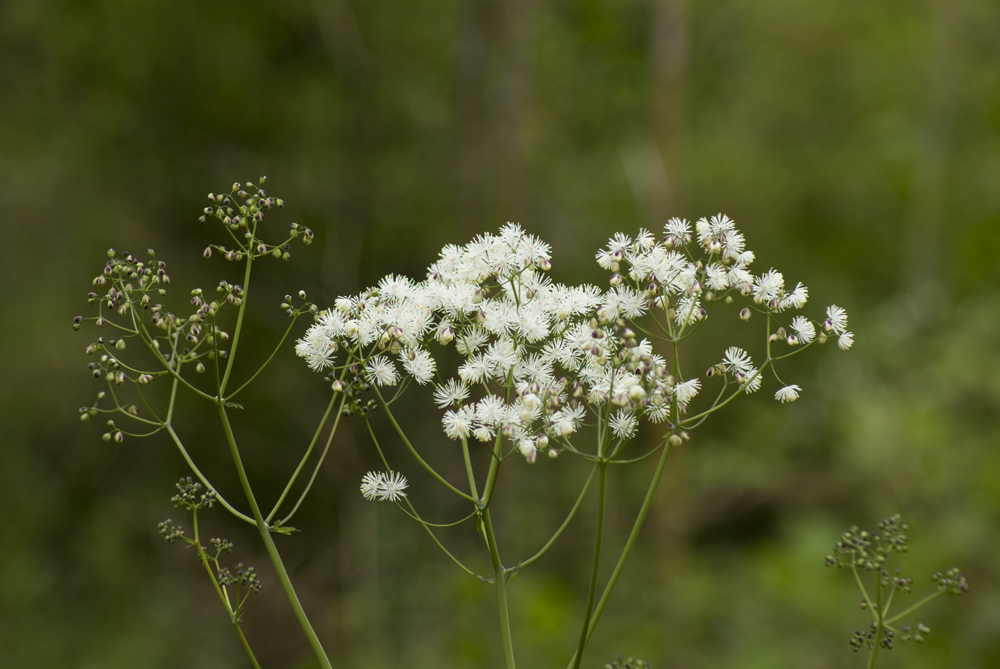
[{"left": 2, "top": 0, "right": 999, "bottom": 667}]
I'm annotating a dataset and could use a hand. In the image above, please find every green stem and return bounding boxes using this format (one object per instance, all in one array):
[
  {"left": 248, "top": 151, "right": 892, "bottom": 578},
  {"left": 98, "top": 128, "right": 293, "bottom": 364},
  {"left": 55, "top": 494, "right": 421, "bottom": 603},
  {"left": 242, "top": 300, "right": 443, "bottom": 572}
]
[
  {"left": 571, "top": 462, "right": 607, "bottom": 669},
  {"left": 165, "top": 422, "right": 256, "bottom": 526},
  {"left": 566, "top": 442, "right": 672, "bottom": 669},
  {"left": 373, "top": 388, "right": 477, "bottom": 503},
  {"left": 266, "top": 391, "right": 344, "bottom": 524},
  {"left": 192, "top": 510, "right": 262, "bottom": 669},
  {"left": 219, "top": 252, "right": 255, "bottom": 395},
  {"left": 868, "top": 574, "right": 883, "bottom": 669},
  {"left": 885, "top": 591, "right": 942, "bottom": 625},
  {"left": 482, "top": 507, "right": 516, "bottom": 669},
  {"left": 519, "top": 464, "right": 597, "bottom": 569},
  {"left": 216, "top": 403, "right": 333, "bottom": 669}
]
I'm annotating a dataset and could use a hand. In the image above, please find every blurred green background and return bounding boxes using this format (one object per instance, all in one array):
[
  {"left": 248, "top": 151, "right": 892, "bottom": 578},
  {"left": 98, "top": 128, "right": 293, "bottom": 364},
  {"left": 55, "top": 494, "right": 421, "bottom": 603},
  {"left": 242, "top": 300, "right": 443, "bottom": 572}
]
[{"left": 2, "top": 0, "right": 999, "bottom": 667}]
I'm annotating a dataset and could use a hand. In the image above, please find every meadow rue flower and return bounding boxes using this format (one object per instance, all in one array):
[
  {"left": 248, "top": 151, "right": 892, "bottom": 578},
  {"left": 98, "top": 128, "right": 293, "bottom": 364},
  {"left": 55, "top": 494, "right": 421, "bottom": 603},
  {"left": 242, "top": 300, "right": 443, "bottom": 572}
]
[
  {"left": 360, "top": 471, "right": 409, "bottom": 502},
  {"left": 825, "top": 304, "right": 848, "bottom": 334},
  {"left": 790, "top": 315, "right": 816, "bottom": 344},
  {"left": 674, "top": 378, "right": 701, "bottom": 406},
  {"left": 365, "top": 355, "right": 399, "bottom": 386},
  {"left": 774, "top": 384, "right": 801, "bottom": 403}
]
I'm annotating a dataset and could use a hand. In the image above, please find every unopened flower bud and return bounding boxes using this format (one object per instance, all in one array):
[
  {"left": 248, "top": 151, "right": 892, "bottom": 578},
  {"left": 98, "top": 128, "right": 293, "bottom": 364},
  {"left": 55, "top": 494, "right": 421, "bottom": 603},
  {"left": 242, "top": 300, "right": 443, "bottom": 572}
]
[{"left": 740, "top": 307, "right": 751, "bottom": 321}]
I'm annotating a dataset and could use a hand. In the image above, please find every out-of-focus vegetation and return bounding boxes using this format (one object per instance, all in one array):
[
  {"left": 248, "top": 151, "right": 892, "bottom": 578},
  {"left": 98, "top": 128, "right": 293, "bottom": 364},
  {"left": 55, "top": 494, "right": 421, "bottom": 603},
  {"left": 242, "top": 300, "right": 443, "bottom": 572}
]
[{"left": 2, "top": 0, "right": 998, "bottom": 666}]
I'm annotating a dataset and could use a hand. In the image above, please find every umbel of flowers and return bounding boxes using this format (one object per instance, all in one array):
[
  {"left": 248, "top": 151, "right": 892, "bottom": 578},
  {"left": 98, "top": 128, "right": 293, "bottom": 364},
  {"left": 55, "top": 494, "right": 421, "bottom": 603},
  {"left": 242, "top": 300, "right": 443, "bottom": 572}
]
[{"left": 296, "top": 215, "right": 853, "bottom": 468}]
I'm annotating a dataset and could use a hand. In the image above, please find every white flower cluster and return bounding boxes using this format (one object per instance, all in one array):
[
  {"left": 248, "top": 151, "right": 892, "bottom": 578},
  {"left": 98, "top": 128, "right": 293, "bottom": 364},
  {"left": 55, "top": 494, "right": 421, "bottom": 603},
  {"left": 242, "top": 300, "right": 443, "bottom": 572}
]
[{"left": 297, "top": 217, "right": 852, "bottom": 463}]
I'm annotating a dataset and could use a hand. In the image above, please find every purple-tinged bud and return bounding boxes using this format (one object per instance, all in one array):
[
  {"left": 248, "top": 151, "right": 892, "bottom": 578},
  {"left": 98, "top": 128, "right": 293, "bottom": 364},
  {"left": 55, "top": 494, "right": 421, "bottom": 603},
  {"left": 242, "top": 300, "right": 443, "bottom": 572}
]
[{"left": 740, "top": 307, "right": 751, "bottom": 321}]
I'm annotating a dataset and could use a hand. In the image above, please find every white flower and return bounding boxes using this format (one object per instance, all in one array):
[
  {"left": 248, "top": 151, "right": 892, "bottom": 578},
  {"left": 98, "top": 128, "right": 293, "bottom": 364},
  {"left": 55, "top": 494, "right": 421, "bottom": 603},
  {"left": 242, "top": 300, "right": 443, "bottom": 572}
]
[
  {"left": 609, "top": 410, "right": 638, "bottom": 439},
  {"left": 740, "top": 367, "right": 762, "bottom": 393},
  {"left": 825, "top": 305, "right": 848, "bottom": 334},
  {"left": 752, "top": 269, "right": 785, "bottom": 306},
  {"left": 365, "top": 355, "right": 399, "bottom": 386},
  {"left": 433, "top": 379, "right": 469, "bottom": 408},
  {"left": 295, "top": 326, "right": 337, "bottom": 372},
  {"left": 401, "top": 348, "right": 436, "bottom": 384},
  {"left": 675, "top": 296, "right": 704, "bottom": 326},
  {"left": 722, "top": 347, "right": 753, "bottom": 375},
  {"left": 774, "top": 385, "right": 801, "bottom": 403},
  {"left": 674, "top": 378, "right": 701, "bottom": 406},
  {"left": 790, "top": 316, "right": 816, "bottom": 344},
  {"left": 360, "top": 471, "right": 409, "bottom": 502},
  {"left": 458, "top": 353, "right": 491, "bottom": 384},
  {"left": 781, "top": 282, "right": 808, "bottom": 310},
  {"left": 838, "top": 331, "right": 854, "bottom": 350},
  {"left": 664, "top": 217, "right": 690, "bottom": 242},
  {"left": 518, "top": 438, "right": 537, "bottom": 463},
  {"left": 475, "top": 395, "right": 508, "bottom": 427},
  {"left": 442, "top": 405, "right": 475, "bottom": 440},
  {"left": 705, "top": 263, "right": 729, "bottom": 291}
]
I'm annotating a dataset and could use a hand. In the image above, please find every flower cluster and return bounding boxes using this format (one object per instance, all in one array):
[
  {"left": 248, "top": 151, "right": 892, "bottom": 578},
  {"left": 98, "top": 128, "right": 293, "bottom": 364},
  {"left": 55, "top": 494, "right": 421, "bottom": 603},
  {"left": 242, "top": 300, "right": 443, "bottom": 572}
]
[{"left": 296, "top": 217, "right": 852, "bottom": 477}]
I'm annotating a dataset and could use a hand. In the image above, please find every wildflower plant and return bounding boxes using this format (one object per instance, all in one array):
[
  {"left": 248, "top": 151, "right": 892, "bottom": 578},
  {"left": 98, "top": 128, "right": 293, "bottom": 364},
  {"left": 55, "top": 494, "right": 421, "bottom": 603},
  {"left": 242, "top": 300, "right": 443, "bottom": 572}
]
[
  {"left": 827, "top": 515, "right": 969, "bottom": 668},
  {"left": 76, "top": 179, "right": 855, "bottom": 668}
]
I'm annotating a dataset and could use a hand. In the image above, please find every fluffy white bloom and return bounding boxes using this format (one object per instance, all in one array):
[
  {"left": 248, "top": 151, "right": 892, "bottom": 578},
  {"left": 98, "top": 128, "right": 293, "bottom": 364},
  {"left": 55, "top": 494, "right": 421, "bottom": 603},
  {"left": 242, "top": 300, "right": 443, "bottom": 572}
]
[
  {"left": 518, "top": 438, "right": 537, "bottom": 463},
  {"left": 774, "top": 385, "right": 801, "bottom": 403},
  {"left": 664, "top": 217, "right": 690, "bottom": 242},
  {"left": 722, "top": 347, "right": 754, "bottom": 375},
  {"left": 741, "top": 367, "right": 762, "bottom": 393},
  {"left": 825, "top": 305, "right": 849, "bottom": 334},
  {"left": 365, "top": 355, "right": 399, "bottom": 386},
  {"left": 781, "top": 282, "right": 808, "bottom": 310},
  {"left": 295, "top": 328, "right": 337, "bottom": 372},
  {"left": 675, "top": 296, "right": 704, "bottom": 326},
  {"left": 442, "top": 405, "right": 475, "bottom": 440},
  {"left": 609, "top": 410, "right": 638, "bottom": 439},
  {"left": 458, "top": 353, "right": 491, "bottom": 384},
  {"left": 475, "top": 395, "right": 508, "bottom": 427},
  {"left": 360, "top": 471, "right": 408, "bottom": 502},
  {"left": 433, "top": 379, "right": 469, "bottom": 408},
  {"left": 705, "top": 263, "right": 729, "bottom": 291},
  {"left": 790, "top": 315, "right": 816, "bottom": 344},
  {"left": 674, "top": 378, "right": 701, "bottom": 406},
  {"left": 401, "top": 348, "right": 436, "bottom": 384},
  {"left": 752, "top": 269, "right": 785, "bottom": 306},
  {"left": 838, "top": 332, "right": 854, "bottom": 350}
]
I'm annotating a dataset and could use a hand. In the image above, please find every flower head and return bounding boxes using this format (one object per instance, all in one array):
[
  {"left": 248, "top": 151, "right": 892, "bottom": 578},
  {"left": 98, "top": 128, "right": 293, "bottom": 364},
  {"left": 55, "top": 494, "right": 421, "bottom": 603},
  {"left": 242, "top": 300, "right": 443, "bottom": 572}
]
[{"left": 360, "top": 471, "right": 409, "bottom": 502}]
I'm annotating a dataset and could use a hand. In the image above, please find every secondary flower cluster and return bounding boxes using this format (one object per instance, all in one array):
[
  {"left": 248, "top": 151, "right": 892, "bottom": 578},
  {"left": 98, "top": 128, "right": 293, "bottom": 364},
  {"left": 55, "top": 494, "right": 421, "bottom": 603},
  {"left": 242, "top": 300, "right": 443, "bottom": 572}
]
[{"left": 296, "top": 218, "right": 852, "bottom": 476}]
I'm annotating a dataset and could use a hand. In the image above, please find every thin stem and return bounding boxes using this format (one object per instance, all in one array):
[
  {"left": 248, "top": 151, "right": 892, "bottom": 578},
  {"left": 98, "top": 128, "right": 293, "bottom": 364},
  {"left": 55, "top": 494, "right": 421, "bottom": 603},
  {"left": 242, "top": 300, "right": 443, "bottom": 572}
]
[
  {"left": 164, "top": 423, "right": 256, "bottom": 526},
  {"left": 885, "top": 591, "right": 943, "bottom": 625},
  {"left": 373, "top": 387, "right": 477, "bottom": 503},
  {"left": 226, "top": 314, "right": 304, "bottom": 399},
  {"left": 519, "top": 464, "right": 597, "bottom": 569},
  {"left": 461, "top": 436, "right": 481, "bottom": 501},
  {"left": 216, "top": 403, "right": 333, "bottom": 669},
  {"left": 571, "top": 462, "right": 607, "bottom": 669},
  {"left": 192, "top": 510, "right": 262, "bottom": 669},
  {"left": 266, "top": 391, "right": 344, "bottom": 524},
  {"left": 219, "top": 253, "right": 255, "bottom": 395},
  {"left": 566, "top": 442, "right": 672, "bottom": 668},
  {"left": 482, "top": 507, "right": 516, "bottom": 669}
]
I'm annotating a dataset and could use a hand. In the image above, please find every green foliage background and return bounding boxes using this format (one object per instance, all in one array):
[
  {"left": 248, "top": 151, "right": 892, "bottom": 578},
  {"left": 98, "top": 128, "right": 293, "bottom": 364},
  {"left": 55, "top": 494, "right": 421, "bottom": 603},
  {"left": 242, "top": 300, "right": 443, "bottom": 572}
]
[{"left": 2, "top": 0, "right": 998, "bottom": 666}]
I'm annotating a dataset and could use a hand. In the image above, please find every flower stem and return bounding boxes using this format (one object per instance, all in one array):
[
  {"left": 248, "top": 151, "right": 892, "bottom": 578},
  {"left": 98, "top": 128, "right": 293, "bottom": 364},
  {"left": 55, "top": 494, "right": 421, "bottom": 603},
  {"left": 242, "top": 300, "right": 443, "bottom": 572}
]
[
  {"left": 482, "top": 507, "right": 516, "bottom": 669},
  {"left": 571, "top": 461, "right": 607, "bottom": 669},
  {"left": 217, "top": 403, "right": 333, "bottom": 669},
  {"left": 566, "top": 442, "right": 672, "bottom": 669}
]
